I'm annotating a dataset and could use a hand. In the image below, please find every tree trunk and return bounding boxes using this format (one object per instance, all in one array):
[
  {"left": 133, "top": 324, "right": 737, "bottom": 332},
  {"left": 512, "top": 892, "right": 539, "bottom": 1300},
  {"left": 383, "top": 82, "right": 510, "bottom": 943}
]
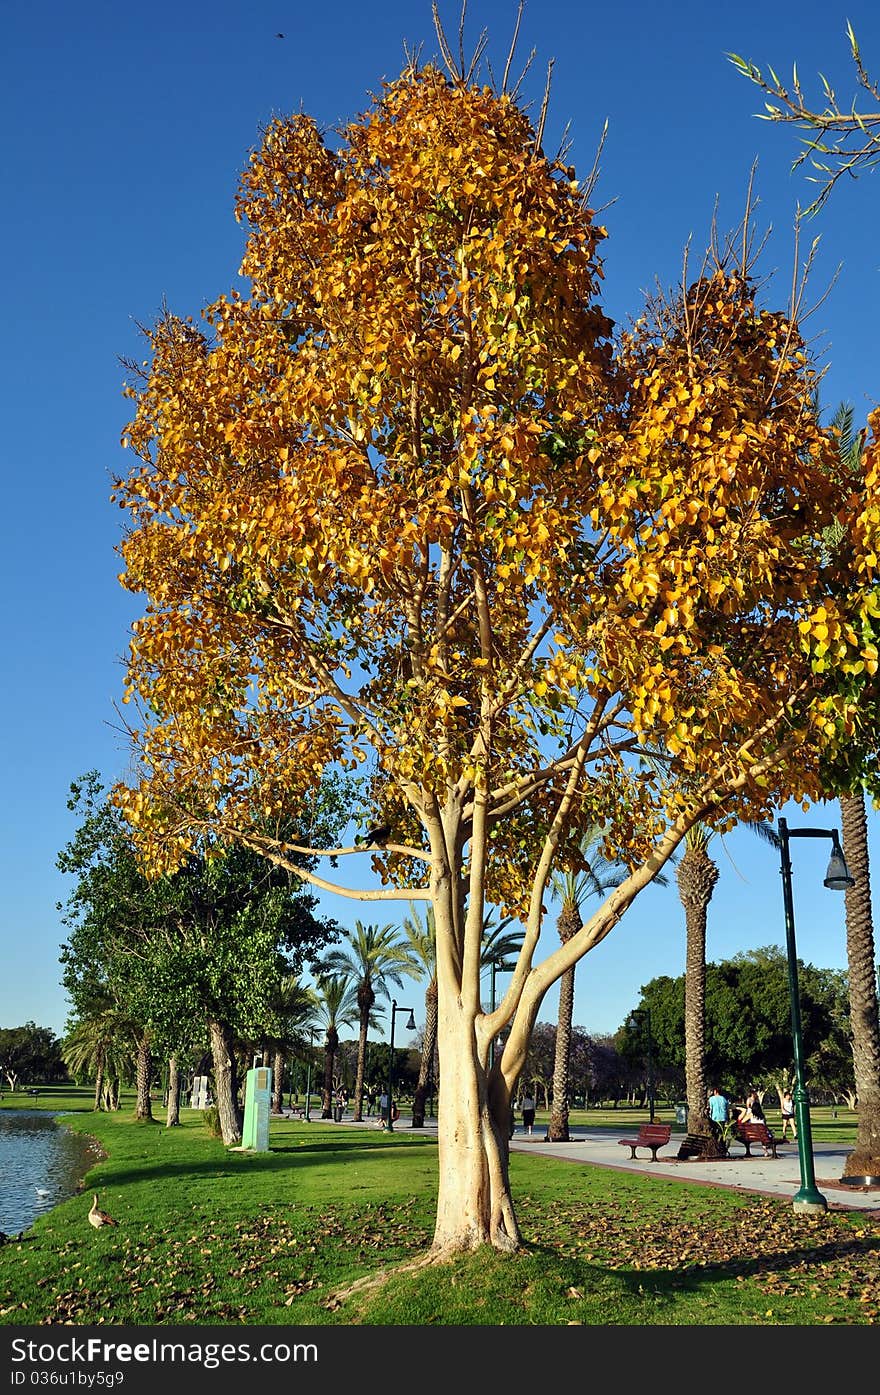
[
  {"left": 547, "top": 966, "right": 575, "bottom": 1140},
  {"left": 271, "top": 1049, "right": 285, "bottom": 1113},
  {"left": 134, "top": 1035, "right": 154, "bottom": 1121},
  {"left": 433, "top": 998, "right": 520, "bottom": 1254},
  {"left": 353, "top": 1011, "right": 370, "bottom": 1122},
  {"left": 208, "top": 1018, "right": 242, "bottom": 1145},
  {"left": 839, "top": 792, "right": 880, "bottom": 1180},
  {"left": 92, "top": 1063, "right": 104, "bottom": 1112},
  {"left": 411, "top": 979, "right": 438, "bottom": 1127},
  {"left": 165, "top": 1054, "right": 181, "bottom": 1127},
  {"left": 677, "top": 844, "right": 723, "bottom": 1160},
  {"left": 321, "top": 1030, "right": 338, "bottom": 1118}
]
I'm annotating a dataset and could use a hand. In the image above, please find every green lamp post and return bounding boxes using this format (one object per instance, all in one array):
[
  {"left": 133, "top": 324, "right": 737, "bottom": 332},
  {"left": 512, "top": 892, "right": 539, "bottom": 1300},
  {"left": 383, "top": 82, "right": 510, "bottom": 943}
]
[{"left": 777, "top": 817, "right": 854, "bottom": 1214}]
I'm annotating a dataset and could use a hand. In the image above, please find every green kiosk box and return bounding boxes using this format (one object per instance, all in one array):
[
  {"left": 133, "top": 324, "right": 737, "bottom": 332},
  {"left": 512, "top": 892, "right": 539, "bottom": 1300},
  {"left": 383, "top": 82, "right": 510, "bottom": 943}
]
[{"left": 241, "top": 1065, "right": 273, "bottom": 1151}]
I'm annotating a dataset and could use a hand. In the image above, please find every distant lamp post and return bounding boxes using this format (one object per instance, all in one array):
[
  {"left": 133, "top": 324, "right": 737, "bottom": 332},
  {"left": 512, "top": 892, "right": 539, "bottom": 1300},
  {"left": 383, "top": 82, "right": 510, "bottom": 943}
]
[
  {"left": 777, "top": 817, "right": 854, "bottom": 1214},
  {"left": 627, "top": 1007, "right": 655, "bottom": 1122},
  {"left": 488, "top": 959, "right": 516, "bottom": 1072},
  {"left": 304, "top": 1028, "right": 316, "bottom": 1123},
  {"left": 387, "top": 999, "right": 416, "bottom": 1133}
]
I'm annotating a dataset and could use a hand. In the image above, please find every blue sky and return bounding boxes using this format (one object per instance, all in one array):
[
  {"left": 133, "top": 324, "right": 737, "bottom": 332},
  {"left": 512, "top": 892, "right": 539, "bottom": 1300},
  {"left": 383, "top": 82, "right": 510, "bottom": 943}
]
[{"left": 2, "top": 0, "right": 879, "bottom": 1045}]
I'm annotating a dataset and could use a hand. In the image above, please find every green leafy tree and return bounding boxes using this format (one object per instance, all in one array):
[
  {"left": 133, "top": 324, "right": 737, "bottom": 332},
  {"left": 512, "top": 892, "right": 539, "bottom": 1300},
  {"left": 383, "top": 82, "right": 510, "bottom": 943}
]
[
  {"left": 58, "top": 772, "right": 344, "bottom": 1141},
  {"left": 0, "top": 1023, "right": 67, "bottom": 1092}
]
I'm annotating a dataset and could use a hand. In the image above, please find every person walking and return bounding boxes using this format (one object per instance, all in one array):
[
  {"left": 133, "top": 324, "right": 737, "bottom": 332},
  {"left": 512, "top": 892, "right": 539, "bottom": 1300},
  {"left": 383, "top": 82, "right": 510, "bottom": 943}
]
[
  {"left": 521, "top": 1092, "right": 536, "bottom": 1136},
  {"left": 780, "top": 1089, "right": 797, "bottom": 1141}
]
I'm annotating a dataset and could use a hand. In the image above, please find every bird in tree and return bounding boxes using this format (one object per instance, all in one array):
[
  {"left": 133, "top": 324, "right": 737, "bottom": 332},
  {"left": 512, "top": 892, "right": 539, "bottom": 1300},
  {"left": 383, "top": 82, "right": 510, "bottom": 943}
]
[{"left": 355, "top": 822, "right": 393, "bottom": 847}]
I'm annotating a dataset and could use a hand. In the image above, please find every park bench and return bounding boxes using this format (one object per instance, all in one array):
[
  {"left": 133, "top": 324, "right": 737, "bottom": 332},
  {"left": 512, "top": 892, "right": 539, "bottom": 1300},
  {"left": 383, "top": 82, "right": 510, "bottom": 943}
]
[
  {"left": 731, "top": 1122, "right": 780, "bottom": 1158},
  {"left": 26, "top": 1088, "right": 39, "bottom": 1098},
  {"left": 617, "top": 1122, "right": 672, "bottom": 1161}
]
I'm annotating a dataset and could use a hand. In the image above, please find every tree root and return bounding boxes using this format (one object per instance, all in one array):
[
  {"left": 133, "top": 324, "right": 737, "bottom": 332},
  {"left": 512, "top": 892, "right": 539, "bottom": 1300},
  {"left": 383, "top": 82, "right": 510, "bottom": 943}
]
[
  {"left": 323, "top": 1236, "right": 520, "bottom": 1309},
  {"left": 323, "top": 1249, "right": 452, "bottom": 1309}
]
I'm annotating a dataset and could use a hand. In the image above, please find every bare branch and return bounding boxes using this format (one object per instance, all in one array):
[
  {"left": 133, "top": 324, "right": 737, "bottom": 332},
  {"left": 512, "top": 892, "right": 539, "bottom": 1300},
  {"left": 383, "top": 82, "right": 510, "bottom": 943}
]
[
  {"left": 534, "top": 57, "right": 554, "bottom": 153},
  {"left": 502, "top": 0, "right": 525, "bottom": 94}
]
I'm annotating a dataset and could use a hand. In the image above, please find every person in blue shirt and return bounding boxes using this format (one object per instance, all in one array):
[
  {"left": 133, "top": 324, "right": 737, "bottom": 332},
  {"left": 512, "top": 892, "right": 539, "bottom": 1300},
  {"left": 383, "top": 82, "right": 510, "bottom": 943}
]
[{"left": 708, "top": 1087, "right": 730, "bottom": 1125}]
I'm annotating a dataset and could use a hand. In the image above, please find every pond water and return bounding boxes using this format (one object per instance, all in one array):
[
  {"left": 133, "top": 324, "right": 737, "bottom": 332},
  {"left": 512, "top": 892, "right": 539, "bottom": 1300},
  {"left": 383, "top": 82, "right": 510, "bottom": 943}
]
[{"left": 0, "top": 1110, "right": 101, "bottom": 1235}]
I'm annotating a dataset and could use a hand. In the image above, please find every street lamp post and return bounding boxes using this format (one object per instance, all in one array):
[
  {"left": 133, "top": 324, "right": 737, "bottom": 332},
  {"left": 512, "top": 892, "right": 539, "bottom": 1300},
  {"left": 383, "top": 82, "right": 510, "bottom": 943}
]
[
  {"left": 304, "top": 1028, "right": 316, "bottom": 1123},
  {"left": 628, "top": 1008, "right": 655, "bottom": 1122},
  {"left": 777, "top": 816, "right": 854, "bottom": 1214},
  {"left": 488, "top": 959, "right": 515, "bottom": 1072},
  {"left": 386, "top": 999, "right": 416, "bottom": 1133}
]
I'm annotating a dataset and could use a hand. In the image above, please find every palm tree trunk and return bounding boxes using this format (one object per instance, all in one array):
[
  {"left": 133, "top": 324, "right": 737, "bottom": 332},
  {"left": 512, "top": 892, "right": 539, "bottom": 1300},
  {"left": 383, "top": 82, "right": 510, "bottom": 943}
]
[
  {"left": 547, "top": 967, "right": 575, "bottom": 1141},
  {"left": 92, "top": 1062, "right": 104, "bottom": 1112},
  {"left": 353, "top": 1013, "right": 369, "bottom": 1121},
  {"left": 839, "top": 792, "right": 880, "bottom": 1180},
  {"left": 208, "top": 1018, "right": 242, "bottom": 1145},
  {"left": 321, "top": 1030, "right": 338, "bottom": 1118},
  {"left": 271, "top": 1048, "right": 285, "bottom": 1113},
  {"left": 134, "top": 1034, "right": 154, "bottom": 1121},
  {"left": 165, "top": 1054, "right": 181, "bottom": 1127},
  {"left": 411, "top": 981, "right": 438, "bottom": 1127},
  {"left": 677, "top": 844, "right": 723, "bottom": 1159}
]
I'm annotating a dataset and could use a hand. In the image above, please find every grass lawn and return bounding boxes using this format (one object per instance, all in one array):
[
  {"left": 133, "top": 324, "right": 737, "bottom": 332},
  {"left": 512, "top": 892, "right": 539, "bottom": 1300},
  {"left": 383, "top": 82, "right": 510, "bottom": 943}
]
[{"left": 1, "top": 1089, "right": 877, "bottom": 1326}]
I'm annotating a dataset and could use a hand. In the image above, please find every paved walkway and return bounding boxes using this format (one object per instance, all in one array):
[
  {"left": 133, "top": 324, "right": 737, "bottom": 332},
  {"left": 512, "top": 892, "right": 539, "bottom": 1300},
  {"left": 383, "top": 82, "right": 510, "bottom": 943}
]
[
  {"left": 328, "top": 1112, "right": 880, "bottom": 1213},
  {"left": 508, "top": 1126, "right": 880, "bottom": 1212}
]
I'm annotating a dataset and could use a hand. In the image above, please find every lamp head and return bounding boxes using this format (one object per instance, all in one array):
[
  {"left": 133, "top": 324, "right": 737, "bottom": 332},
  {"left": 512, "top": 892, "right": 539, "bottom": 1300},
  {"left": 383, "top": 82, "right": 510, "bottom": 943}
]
[
  {"left": 824, "top": 833, "right": 855, "bottom": 891},
  {"left": 405, "top": 1010, "right": 416, "bottom": 1031}
]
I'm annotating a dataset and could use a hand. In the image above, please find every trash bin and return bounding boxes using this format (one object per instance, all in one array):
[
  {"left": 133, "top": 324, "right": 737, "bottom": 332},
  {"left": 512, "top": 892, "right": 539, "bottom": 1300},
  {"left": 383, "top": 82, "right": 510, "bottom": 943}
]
[
  {"left": 675, "top": 1102, "right": 688, "bottom": 1126},
  {"left": 333, "top": 1104, "right": 343, "bottom": 1122}
]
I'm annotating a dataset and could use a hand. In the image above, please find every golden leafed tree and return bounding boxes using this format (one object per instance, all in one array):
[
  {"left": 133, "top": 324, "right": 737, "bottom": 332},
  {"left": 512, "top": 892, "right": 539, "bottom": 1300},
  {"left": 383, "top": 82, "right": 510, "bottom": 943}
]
[{"left": 111, "top": 8, "right": 880, "bottom": 1268}]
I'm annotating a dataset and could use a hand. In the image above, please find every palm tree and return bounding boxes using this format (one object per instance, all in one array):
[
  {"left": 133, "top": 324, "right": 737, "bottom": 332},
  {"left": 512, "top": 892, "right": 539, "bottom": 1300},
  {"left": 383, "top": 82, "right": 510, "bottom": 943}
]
[
  {"left": 677, "top": 820, "right": 778, "bottom": 1158},
  {"left": 264, "top": 975, "right": 319, "bottom": 1114},
  {"left": 322, "top": 922, "right": 419, "bottom": 1120},
  {"left": 133, "top": 1029, "right": 154, "bottom": 1122},
  {"left": 676, "top": 825, "right": 721, "bottom": 1156},
  {"left": 825, "top": 403, "right": 880, "bottom": 1181},
  {"left": 62, "top": 1002, "right": 136, "bottom": 1112},
  {"left": 839, "top": 791, "right": 880, "bottom": 1179},
  {"left": 401, "top": 905, "right": 438, "bottom": 1126},
  {"left": 546, "top": 830, "right": 635, "bottom": 1141},
  {"left": 311, "top": 973, "right": 360, "bottom": 1117}
]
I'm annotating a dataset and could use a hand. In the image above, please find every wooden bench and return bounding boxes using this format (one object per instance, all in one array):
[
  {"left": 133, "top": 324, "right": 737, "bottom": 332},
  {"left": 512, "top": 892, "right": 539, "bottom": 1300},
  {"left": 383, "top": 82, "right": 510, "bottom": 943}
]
[
  {"left": 617, "top": 1123, "right": 672, "bottom": 1161},
  {"left": 731, "top": 1122, "right": 780, "bottom": 1158}
]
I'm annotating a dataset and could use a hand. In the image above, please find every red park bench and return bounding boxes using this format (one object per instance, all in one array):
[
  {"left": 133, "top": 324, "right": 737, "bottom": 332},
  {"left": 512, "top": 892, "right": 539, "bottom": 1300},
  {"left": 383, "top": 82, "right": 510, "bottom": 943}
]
[
  {"left": 617, "top": 1122, "right": 672, "bottom": 1161},
  {"left": 730, "top": 1122, "right": 781, "bottom": 1158}
]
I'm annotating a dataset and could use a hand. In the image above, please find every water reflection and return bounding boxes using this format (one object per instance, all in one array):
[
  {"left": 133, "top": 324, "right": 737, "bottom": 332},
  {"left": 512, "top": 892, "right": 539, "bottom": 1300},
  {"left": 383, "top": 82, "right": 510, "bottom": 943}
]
[{"left": 0, "top": 1110, "right": 100, "bottom": 1235}]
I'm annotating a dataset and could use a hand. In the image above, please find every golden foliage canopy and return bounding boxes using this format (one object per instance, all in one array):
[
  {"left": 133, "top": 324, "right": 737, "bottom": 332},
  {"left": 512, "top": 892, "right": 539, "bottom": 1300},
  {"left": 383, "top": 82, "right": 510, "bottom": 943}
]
[{"left": 113, "top": 61, "right": 880, "bottom": 912}]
